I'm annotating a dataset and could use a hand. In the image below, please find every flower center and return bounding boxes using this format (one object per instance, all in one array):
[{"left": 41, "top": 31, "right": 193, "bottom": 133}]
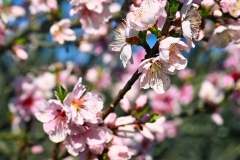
[
  {"left": 169, "top": 44, "right": 178, "bottom": 56},
  {"left": 150, "top": 60, "right": 164, "bottom": 76},
  {"left": 72, "top": 98, "right": 86, "bottom": 111}
]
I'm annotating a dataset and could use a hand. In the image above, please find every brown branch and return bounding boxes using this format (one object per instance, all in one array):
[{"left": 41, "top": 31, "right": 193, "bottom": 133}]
[
  {"left": 51, "top": 143, "right": 61, "bottom": 160},
  {"left": 102, "top": 70, "right": 142, "bottom": 119}
]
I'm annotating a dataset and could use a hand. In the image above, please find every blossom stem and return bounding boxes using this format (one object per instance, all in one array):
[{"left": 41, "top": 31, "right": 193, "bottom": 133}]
[{"left": 51, "top": 143, "right": 61, "bottom": 160}]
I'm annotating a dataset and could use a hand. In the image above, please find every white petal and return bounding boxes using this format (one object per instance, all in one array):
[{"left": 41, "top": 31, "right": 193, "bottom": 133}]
[{"left": 120, "top": 44, "right": 132, "bottom": 68}]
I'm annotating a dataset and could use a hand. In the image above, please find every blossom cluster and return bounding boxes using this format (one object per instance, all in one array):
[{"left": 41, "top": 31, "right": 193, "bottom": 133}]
[{"left": 110, "top": 0, "right": 201, "bottom": 94}]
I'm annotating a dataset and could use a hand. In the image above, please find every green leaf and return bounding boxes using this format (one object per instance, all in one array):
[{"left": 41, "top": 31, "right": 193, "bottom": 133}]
[
  {"left": 201, "top": 5, "right": 211, "bottom": 18},
  {"left": 169, "top": 0, "right": 180, "bottom": 18},
  {"left": 149, "top": 27, "right": 161, "bottom": 37},
  {"left": 54, "top": 85, "right": 68, "bottom": 103},
  {"left": 138, "top": 30, "right": 147, "bottom": 40},
  {"left": 135, "top": 106, "right": 150, "bottom": 119},
  {"left": 15, "top": 38, "right": 27, "bottom": 44},
  {"left": 149, "top": 113, "right": 159, "bottom": 123}
]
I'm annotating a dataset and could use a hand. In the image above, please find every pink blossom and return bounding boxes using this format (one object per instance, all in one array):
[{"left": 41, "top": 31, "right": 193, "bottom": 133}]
[
  {"left": 211, "top": 113, "right": 224, "bottom": 125},
  {"left": 159, "top": 37, "right": 190, "bottom": 71},
  {"left": 104, "top": 113, "right": 117, "bottom": 128},
  {"left": 126, "top": 0, "right": 166, "bottom": 31},
  {"left": 120, "top": 96, "right": 132, "bottom": 113},
  {"left": 177, "top": 68, "right": 196, "bottom": 80},
  {"left": 179, "top": 83, "right": 194, "bottom": 105},
  {"left": 108, "top": 145, "right": 134, "bottom": 160},
  {"left": 135, "top": 94, "right": 148, "bottom": 111},
  {"left": 30, "top": 0, "right": 57, "bottom": 14},
  {"left": 35, "top": 100, "right": 68, "bottom": 143},
  {"left": 9, "top": 80, "right": 45, "bottom": 121},
  {"left": 213, "top": 10, "right": 223, "bottom": 17},
  {"left": 63, "top": 78, "right": 103, "bottom": 125},
  {"left": 220, "top": 0, "right": 240, "bottom": 17},
  {"left": 220, "top": 0, "right": 232, "bottom": 13},
  {"left": 66, "top": 125, "right": 112, "bottom": 156},
  {"left": 50, "top": 19, "right": 76, "bottom": 45},
  {"left": 201, "top": 0, "right": 215, "bottom": 8},
  {"left": 138, "top": 57, "right": 177, "bottom": 94},
  {"left": 149, "top": 87, "right": 181, "bottom": 115},
  {"left": 57, "top": 62, "right": 78, "bottom": 88},
  {"left": 199, "top": 81, "right": 224, "bottom": 104},
  {"left": 12, "top": 45, "right": 28, "bottom": 60},
  {"left": 30, "top": 145, "right": 43, "bottom": 154},
  {"left": 34, "top": 72, "right": 56, "bottom": 98},
  {"left": 70, "top": 0, "right": 111, "bottom": 34}
]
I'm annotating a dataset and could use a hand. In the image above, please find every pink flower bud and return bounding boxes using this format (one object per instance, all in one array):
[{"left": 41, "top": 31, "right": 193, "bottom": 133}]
[
  {"left": 213, "top": 10, "right": 223, "bottom": 17},
  {"left": 139, "top": 114, "right": 150, "bottom": 123}
]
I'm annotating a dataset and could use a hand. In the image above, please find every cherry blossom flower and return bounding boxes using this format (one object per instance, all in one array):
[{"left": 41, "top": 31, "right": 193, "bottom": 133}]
[
  {"left": 12, "top": 45, "right": 28, "bottom": 60},
  {"left": 181, "top": 0, "right": 202, "bottom": 47},
  {"left": 149, "top": 87, "right": 181, "bottom": 115},
  {"left": 30, "top": 0, "right": 58, "bottom": 14},
  {"left": 159, "top": 37, "right": 190, "bottom": 71},
  {"left": 199, "top": 81, "right": 224, "bottom": 104},
  {"left": 108, "top": 145, "right": 134, "bottom": 160},
  {"left": 35, "top": 100, "right": 68, "bottom": 143},
  {"left": 66, "top": 124, "right": 112, "bottom": 156},
  {"left": 70, "top": 0, "right": 111, "bottom": 34},
  {"left": 220, "top": 0, "right": 240, "bottom": 18},
  {"left": 110, "top": 25, "right": 138, "bottom": 68},
  {"left": 50, "top": 19, "right": 76, "bottom": 45},
  {"left": 207, "top": 25, "right": 240, "bottom": 49},
  {"left": 126, "top": 0, "right": 167, "bottom": 31},
  {"left": 138, "top": 57, "right": 177, "bottom": 94},
  {"left": 9, "top": 79, "right": 45, "bottom": 121},
  {"left": 63, "top": 78, "right": 103, "bottom": 125}
]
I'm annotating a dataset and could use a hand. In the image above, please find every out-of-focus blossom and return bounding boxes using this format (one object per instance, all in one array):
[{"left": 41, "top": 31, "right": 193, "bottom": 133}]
[
  {"left": 178, "top": 68, "right": 196, "bottom": 81},
  {"left": 120, "top": 96, "right": 132, "bottom": 113},
  {"left": 159, "top": 37, "right": 189, "bottom": 71},
  {"left": 207, "top": 25, "right": 240, "bottom": 50},
  {"left": 86, "top": 67, "right": 111, "bottom": 90},
  {"left": 108, "top": 145, "right": 134, "bottom": 160},
  {"left": 34, "top": 72, "right": 56, "bottom": 98},
  {"left": 179, "top": 83, "right": 194, "bottom": 105},
  {"left": 70, "top": 0, "right": 111, "bottom": 35},
  {"left": 138, "top": 57, "right": 176, "bottom": 94},
  {"left": 66, "top": 125, "right": 112, "bottom": 156},
  {"left": 30, "top": 0, "right": 58, "bottom": 14},
  {"left": 12, "top": 45, "right": 28, "bottom": 60},
  {"left": 30, "top": 145, "right": 44, "bottom": 154},
  {"left": 201, "top": 0, "right": 215, "bottom": 8},
  {"left": 78, "top": 41, "right": 94, "bottom": 53},
  {"left": 50, "top": 19, "right": 76, "bottom": 45},
  {"left": 211, "top": 113, "right": 224, "bottom": 125},
  {"left": 149, "top": 87, "right": 181, "bottom": 115},
  {"left": 1, "top": 5, "right": 26, "bottom": 23},
  {"left": 199, "top": 81, "right": 224, "bottom": 104},
  {"left": 220, "top": 0, "right": 240, "bottom": 18},
  {"left": 35, "top": 100, "right": 68, "bottom": 143},
  {"left": 109, "top": 2, "right": 121, "bottom": 13},
  {"left": 57, "top": 62, "right": 78, "bottom": 88},
  {"left": 9, "top": 78, "right": 45, "bottom": 121}
]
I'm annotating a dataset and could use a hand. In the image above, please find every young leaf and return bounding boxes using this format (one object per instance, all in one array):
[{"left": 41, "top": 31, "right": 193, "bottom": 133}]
[
  {"left": 149, "top": 113, "right": 159, "bottom": 123},
  {"left": 54, "top": 85, "right": 68, "bottom": 103}
]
